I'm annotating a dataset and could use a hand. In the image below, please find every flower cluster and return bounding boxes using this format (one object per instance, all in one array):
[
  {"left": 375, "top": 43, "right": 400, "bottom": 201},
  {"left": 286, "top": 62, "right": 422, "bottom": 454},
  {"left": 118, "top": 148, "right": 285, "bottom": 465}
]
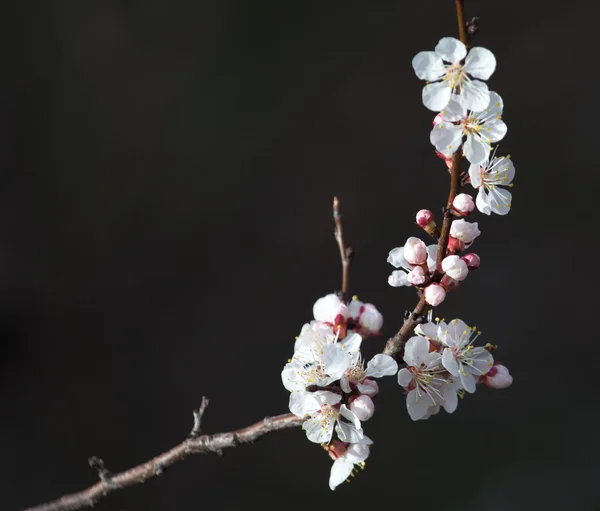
[{"left": 282, "top": 294, "right": 397, "bottom": 490}]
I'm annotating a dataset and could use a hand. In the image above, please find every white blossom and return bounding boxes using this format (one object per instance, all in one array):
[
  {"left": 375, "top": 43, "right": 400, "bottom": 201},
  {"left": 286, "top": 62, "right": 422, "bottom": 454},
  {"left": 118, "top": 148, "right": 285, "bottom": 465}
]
[
  {"left": 349, "top": 394, "right": 375, "bottom": 421},
  {"left": 441, "top": 255, "right": 469, "bottom": 281},
  {"left": 424, "top": 283, "right": 446, "bottom": 306},
  {"left": 289, "top": 391, "right": 363, "bottom": 444},
  {"left": 397, "top": 336, "right": 459, "bottom": 420},
  {"left": 438, "top": 318, "right": 494, "bottom": 393},
  {"left": 404, "top": 237, "right": 428, "bottom": 265},
  {"left": 329, "top": 437, "right": 373, "bottom": 490},
  {"left": 469, "top": 153, "right": 515, "bottom": 215},
  {"left": 453, "top": 193, "right": 475, "bottom": 215},
  {"left": 340, "top": 353, "right": 398, "bottom": 394},
  {"left": 450, "top": 219, "right": 481, "bottom": 246},
  {"left": 412, "top": 37, "right": 496, "bottom": 112},
  {"left": 313, "top": 293, "right": 350, "bottom": 324},
  {"left": 430, "top": 92, "right": 507, "bottom": 165},
  {"left": 348, "top": 299, "right": 383, "bottom": 336}
]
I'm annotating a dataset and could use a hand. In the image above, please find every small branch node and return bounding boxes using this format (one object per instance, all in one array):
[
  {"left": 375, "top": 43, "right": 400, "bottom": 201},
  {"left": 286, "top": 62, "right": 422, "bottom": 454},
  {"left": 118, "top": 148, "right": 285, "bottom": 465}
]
[
  {"left": 88, "top": 457, "right": 113, "bottom": 486},
  {"left": 189, "top": 396, "right": 210, "bottom": 438},
  {"left": 466, "top": 16, "right": 480, "bottom": 36}
]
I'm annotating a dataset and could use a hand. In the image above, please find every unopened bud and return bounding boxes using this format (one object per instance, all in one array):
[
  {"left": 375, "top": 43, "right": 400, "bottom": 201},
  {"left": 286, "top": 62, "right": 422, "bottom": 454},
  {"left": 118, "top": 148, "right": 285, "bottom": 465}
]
[
  {"left": 483, "top": 364, "right": 513, "bottom": 389},
  {"left": 447, "top": 236, "right": 464, "bottom": 253},
  {"left": 358, "top": 378, "right": 379, "bottom": 397},
  {"left": 313, "top": 294, "right": 349, "bottom": 323},
  {"left": 441, "top": 255, "right": 469, "bottom": 281},
  {"left": 404, "top": 237, "right": 428, "bottom": 265},
  {"left": 349, "top": 394, "right": 375, "bottom": 421},
  {"left": 461, "top": 253, "right": 480, "bottom": 270},
  {"left": 452, "top": 193, "right": 475, "bottom": 216},
  {"left": 358, "top": 304, "right": 383, "bottom": 335},
  {"left": 416, "top": 209, "right": 434, "bottom": 228},
  {"left": 407, "top": 266, "right": 427, "bottom": 286},
  {"left": 450, "top": 219, "right": 481, "bottom": 246},
  {"left": 424, "top": 283, "right": 446, "bottom": 306}
]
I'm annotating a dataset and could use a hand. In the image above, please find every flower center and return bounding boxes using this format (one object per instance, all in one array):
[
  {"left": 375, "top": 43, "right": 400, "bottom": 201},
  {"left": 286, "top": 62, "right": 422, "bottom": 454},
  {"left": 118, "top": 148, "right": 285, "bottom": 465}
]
[
  {"left": 319, "top": 405, "right": 340, "bottom": 428},
  {"left": 443, "top": 64, "right": 466, "bottom": 90},
  {"left": 344, "top": 365, "right": 366, "bottom": 384}
]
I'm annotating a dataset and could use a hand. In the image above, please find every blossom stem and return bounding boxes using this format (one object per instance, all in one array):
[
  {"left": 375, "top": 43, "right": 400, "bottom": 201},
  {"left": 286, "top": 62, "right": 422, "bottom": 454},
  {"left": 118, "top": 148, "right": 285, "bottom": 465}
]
[
  {"left": 333, "top": 196, "right": 353, "bottom": 303},
  {"left": 21, "top": 413, "right": 303, "bottom": 511},
  {"left": 385, "top": 0, "right": 470, "bottom": 359}
]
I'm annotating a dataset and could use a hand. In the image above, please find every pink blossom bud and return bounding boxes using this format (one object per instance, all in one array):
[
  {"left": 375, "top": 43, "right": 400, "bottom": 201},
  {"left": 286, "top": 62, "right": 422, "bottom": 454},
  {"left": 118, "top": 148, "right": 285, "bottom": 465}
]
[
  {"left": 424, "top": 283, "right": 446, "bottom": 306},
  {"left": 358, "top": 304, "right": 383, "bottom": 335},
  {"left": 461, "top": 253, "right": 481, "bottom": 270},
  {"left": 404, "top": 237, "right": 428, "bottom": 265},
  {"left": 452, "top": 193, "right": 475, "bottom": 216},
  {"left": 483, "top": 364, "right": 513, "bottom": 389},
  {"left": 447, "top": 236, "right": 464, "bottom": 253},
  {"left": 449, "top": 219, "right": 481, "bottom": 246},
  {"left": 416, "top": 209, "right": 434, "bottom": 228},
  {"left": 358, "top": 378, "right": 379, "bottom": 397},
  {"left": 407, "top": 266, "right": 427, "bottom": 286},
  {"left": 441, "top": 255, "right": 469, "bottom": 281},
  {"left": 326, "top": 440, "right": 349, "bottom": 460},
  {"left": 349, "top": 394, "right": 375, "bottom": 421}
]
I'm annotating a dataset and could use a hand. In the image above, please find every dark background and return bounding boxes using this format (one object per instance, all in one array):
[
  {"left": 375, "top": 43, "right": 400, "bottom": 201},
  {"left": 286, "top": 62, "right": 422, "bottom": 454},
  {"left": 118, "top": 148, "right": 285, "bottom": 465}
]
[{"left": 1, "top": 1, "right": 599, "bottom": 510}]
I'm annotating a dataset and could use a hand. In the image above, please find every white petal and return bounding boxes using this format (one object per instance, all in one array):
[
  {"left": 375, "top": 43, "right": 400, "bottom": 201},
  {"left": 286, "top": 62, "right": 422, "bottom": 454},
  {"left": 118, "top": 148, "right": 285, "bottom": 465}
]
[
  {"left": 281, "top": 362, "right": 307, "bottom": 392},
  {"left": 340, "top": 376, "right": 352, "bottom": 394},
  {"left": 345, "top": 442, "right": 371, "bottom": 463},
  {"left": 423, "top": 352, "right": 442, "bottom": 369},
  {"left": 321, "top": 344, "right": 351, "bottom": 379},
  {"left": 365, "top": 354, "right": 398, "bottom": 378},
  {"left": 463, "top": 133, "right": 490, "bottom": 165},
  {"left": 415, "top": 321, "right": 438, "bottom": 340},
  {"left": 440, "top": 95, "right": 467, "bottom": 122},
  {"left": 442, "top": 348, "right": 460, "bottom": 376},
  {"left": 336, "top": 407, "right": 363, "bottom": 443},
  {"left": 412, "top": 51, "right": 445, "bottom": 80},
  {"left": 312, "top": 294, "right": 342, "bottom": 322},
  {"left": 406, "top": 389, "right": 433, "bottom": 421},
  {"left": 464, "top": 47, "right": 496, "bottom": 80},
  {"left": 402, "top": 336, "right": 419, "bottom": 365},
  {"left": 476, "top": 188, "right": 492, "bottom": 215},
  {"left": 304, "top": 416, "right": 334, "bottom": 444},
  {"left": 426, "top": 244, "right": 438, "bottom": 273},
  {"left": 289, "top": 391, "right": 320, "bottom": 417},
  {"left": 461, "top": 80, "right": 490, "bottom": 112},
  {"left": 468, "top": 162, "right": 483, "bottom": 188},
  {"left": 397, "top": 368, "right": 413, "bottom": 388},
  {"left": 441, "top": 382, "right": 458, "bottom": 413},
  {"left": 388, "top": 270, "right": 410, "bottom": 287},
  {"left": 478, "top": 91, "right": 504, "bottom": 117},
  {"left": 423, "top": 82, "right": 452, "bottom": 112},
  {"left": 357, "top": 379, "right": 379, "bottom": 396},
  {"left": 329, "top": 459, "right": 354, "bottom": 490},
  {"left": 313, "top": 390, "right": 342, "bottom": 407},
  {"left": 339, "top": 332, "right": 362, "bottom": 354},
  {"left": 487, "top": 187, "right": 512, "bottom": 215},
  {"left": 410, "top": 336, "right": 430, "bottom": 366},
  {"left": 468, "top": 348, "right": 494, "bottom": 375},
  {"left": 387, "top": 247, "right": 408, "bottom": 268},
  {"left": 482, "top": 119, "right": 507, "bottom": 143},
  {"left": 460, "top": 370, "right": 477, "bottom": 393},
  {"left": 431, "top": 122, "right": 463, "bottom": 155},
  {"left": 435, "top": 37, "right": 467, "bottom": 64},
  {"left": 490, "top": 156, "right": 515, "bottom": 183}
]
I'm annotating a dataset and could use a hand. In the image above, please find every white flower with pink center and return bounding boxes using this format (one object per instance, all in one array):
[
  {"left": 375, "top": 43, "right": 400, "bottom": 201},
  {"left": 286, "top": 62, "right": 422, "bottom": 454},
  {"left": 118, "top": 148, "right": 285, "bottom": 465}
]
[
  {"left": 438, "top": 318, "right": 494, "bottom": 393},
  {"left": 412, "top": 37, "right": 496, "bottom": 112},
  {"left": 340, "top": 353, "right": 398, "bottom": 394},
  {"left": 348, "top": 299, "right": 384, "bottom": 336},
  {"left": 397, "top": 336, "right": 459, "bottom": 421},
  {"left": 289, "top": 391, "right": 363, "bottom": 444},
  {"left": 468, "top": 152, "right": 515, "bottom": 215},
  {"left": 328, "top": 437, "right": 373, "bottom": 490}
]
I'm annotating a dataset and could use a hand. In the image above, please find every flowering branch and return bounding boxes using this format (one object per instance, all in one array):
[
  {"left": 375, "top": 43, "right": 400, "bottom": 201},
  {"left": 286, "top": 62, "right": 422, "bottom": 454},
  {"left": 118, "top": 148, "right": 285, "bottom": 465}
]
[
  {"left": 21, "top": 413, "right": 302, "bottom": 511},
  {"left": 333, "top": 196, "right": 353, "bottom": 303}
]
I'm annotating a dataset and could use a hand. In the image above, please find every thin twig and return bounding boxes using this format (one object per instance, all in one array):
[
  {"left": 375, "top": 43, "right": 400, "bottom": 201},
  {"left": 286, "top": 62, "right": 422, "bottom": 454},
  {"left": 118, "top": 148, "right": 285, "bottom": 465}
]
[
  {"left": 384, "top": 1, "right": 470, "bottom": 359},
  {"left": 189, "top": 396, "right": 210, "bottom": 438},
  {"left": 333, "top": 196, "right": 353, "bottom": 303},
  {"left": 21, "top": 413, "right": 302, "bottom": 511}
]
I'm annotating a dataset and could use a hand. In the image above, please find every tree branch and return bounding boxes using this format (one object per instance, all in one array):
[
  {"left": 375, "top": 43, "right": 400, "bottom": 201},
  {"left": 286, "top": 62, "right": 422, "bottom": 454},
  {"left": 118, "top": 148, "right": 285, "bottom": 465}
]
[
  {"left": 333, "top": 196, "right": 353, "bottom": 303},
  {"left": 383, "top": 1, "right": 470, "bottom": 359},
  {"left": 22, "top": 413, "right": 302, "bottom": 511}
]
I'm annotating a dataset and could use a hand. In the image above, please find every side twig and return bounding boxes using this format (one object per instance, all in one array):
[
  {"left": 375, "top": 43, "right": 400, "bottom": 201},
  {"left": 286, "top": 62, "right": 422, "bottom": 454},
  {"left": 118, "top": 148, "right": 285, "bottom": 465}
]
[
  {"left": 22, "top": 413, "right": 302, "bottom": 511},
  {"left": 189, "top": 396, "right": 210, "bottom": 438},
  {"left": 333, "top": 196, "right": 353, "bottom": 303}
]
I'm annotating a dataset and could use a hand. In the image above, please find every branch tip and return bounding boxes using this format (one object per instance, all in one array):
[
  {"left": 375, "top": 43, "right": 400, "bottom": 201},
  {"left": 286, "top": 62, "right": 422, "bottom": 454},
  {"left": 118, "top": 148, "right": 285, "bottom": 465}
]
[{"left": 189, "top": 396, "right": 210, "bottom": 438}]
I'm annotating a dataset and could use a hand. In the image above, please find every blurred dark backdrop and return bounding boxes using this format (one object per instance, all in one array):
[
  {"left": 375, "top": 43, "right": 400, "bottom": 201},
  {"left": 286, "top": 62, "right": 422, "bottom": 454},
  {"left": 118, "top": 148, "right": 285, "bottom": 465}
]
[{"left": 1, "top": 1, "right": 599, "bottom": 510}]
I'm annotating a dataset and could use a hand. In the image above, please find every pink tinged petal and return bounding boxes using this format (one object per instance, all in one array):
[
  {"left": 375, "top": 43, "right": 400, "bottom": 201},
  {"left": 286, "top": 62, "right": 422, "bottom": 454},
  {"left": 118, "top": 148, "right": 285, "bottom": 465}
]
[
  {"left": 358, "top": 304, "right": 383, "bottom": 334},
  {"left": 441, "top": 382, "right": 458, "bottom": 413},
  {"left": 329, "top": 459, "right": 354, "bottom": 490},
  {"left": 435, "top": 37, "right": 467, "bottom": 64},
  {"left": 348, "top": 299, "right": 363, "bottom": 319},
  {"left": 313, "top": 390, "right": 343, "bottom": 407},
  {"left": 476, "top": 189, "right": 492, "bottom": 215},
  {"left": 357, "top": 379, "right": 379, "bottom": 396},
  {"left": 388, "top": 270, "right": 410, "bottom": 287},
  {"left": 349, "top": 395, "right": 375, "bottom": 421},
  {"left": 365, "top": 354, "right": 398, "bottom": 378},
  {"left": 460, "top": 370, "right": 477, "bottom": 393},
  {"left": 461, "top": 80, "right": 490, "bottom": 112},
  {"left": 464, "top": 47, "right": 496, "bottom": 80},
  {"left": 486, "top": 364, "right": 513, "bottom": 389},
  {"left": 422, "top": 82, "right": 452, "bottom": 112},
  {"left": 415, "top": 321, "right": 438, "bottom": 340},
  {"left": 440, "top": 95, "right": 468, "bottom": 122},
  {"left": 488, "top": 187, "right": 512, "bottom": 215},
  {"left": 305, "top": 416, "right": 334, "bottom": 444},
  {"left": 387, "top": 247, "right": 408, "bottom": 268},
  {"left": 468, "top": 162, "right": 483, "bottom": 188},
  {"left": 464, "top": 133, "right": 490, "bottom": 165},
  {"left": 289, "top": 391, "right": 320, "bottom": 417},
  {"left": 412, "top": 51, "right": 445, "bottom": 80},
  {"left": 397, "top": 368, "right": 414, "bottom": 388},
  {"left": 424, "top": 283, "right": 446, "bottom": 306},
  {"left": 406, "top": 389, "right": 433, "bottom": 421},
  {"left": 442, "top": 348, "right": 460, "bottom": 376},
  {"left": 345, "top": 442, "right": 371, "bottom": 463},
  {"left": 404, "top": 237, "right": 428, "bottom": 265},
  {"left": 430, "top": 122, "right": 463, "bottom": 155}
]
